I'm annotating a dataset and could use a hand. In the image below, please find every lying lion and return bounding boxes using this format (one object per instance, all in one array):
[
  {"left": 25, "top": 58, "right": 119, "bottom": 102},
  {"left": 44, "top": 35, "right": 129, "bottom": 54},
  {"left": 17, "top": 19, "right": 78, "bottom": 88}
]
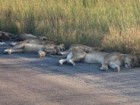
[
  {"left": 100, "top": 52, "right": 138, "bottom": 72},
  {"left": 4, "top": 43, "right": 65, "bottom": 57},
  {"left": 9, "top": 35, "right": 52, "bottom": 46},
  {"left": 58, "top": 44, "right": 103, "bottom": 55},
  {"left": 59, "top": 48, "right": 138, "bottom": 72},
  {"left": 59, "top": 44, "right": 103, "bottom": 65},
  {"left": 17, "top": 33, "right": 37, "bottom": 41},
  {"left": 0, "top": 31, "right": 17, "bottom": 41}
]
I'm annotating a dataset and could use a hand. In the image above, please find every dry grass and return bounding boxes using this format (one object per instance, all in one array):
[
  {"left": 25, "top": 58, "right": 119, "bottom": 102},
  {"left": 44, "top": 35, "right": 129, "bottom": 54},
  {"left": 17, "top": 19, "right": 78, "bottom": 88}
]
[
  {"left": 0, "top": 0, "right": 140, "bottom": 55},
  {"left": 102, "top": 26, "right": 140, "bottom": 53}
]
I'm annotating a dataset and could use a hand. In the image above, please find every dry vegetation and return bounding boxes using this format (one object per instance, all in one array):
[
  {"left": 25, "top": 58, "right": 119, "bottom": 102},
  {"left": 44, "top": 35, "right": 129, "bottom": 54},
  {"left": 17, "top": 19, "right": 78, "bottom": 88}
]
[{"left": 0, "top": 0, "right": 140, "bottom": 55}]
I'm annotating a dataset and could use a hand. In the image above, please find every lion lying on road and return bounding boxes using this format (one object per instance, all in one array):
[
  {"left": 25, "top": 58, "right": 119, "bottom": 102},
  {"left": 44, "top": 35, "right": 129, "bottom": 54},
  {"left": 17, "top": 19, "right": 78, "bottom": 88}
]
[
  {"left": 59, "top": 48, "right": 138, "bottom": 72},
  {"left": 9, "top": 35, "right": 52, "bottom": 46},
  {"left": 4, "top": 43, "right": 65, "bottom": 57},
  {"left": 100, "top": 52, "right": 138, "bottom": 72},
  {"left": 58, "top": 44, "right": 103, "bottom": 55}
]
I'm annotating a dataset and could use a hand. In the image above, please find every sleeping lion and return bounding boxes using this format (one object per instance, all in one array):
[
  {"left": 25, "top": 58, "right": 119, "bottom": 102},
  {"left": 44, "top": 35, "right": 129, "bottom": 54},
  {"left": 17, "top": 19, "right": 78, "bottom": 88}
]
[{"left": 59, "top": 48, "right": 138, "bottom": 72}]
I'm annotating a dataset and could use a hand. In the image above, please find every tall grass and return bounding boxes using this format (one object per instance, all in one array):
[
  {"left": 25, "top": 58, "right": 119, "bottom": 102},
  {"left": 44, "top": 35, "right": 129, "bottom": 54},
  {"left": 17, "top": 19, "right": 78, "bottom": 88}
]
[{"left": 0, "top": 0, "right": 140, "bottom": 54}]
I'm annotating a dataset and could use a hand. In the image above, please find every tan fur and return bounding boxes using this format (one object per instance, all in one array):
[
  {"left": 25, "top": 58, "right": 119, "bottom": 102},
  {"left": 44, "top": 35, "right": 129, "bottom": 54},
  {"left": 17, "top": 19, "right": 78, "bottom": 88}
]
[
  {"left": 59, "top": 47, "right": 86, "bottom": 65},
  {"left": 100, "top": 52, "right": 138, "bottom": 72},
  {"left": 59, "top": 44, "right": 103, "bottom": 65},
  {"left": 86, "top": 52, "right": 138, "bottom": 72},
  {"left": 38, "top": 50, "right": 46, "bottom": 58},
  {"left": 59, "top": 44, "right": 103, "bottom": 55},
  {"left": 4, "top": 33, "right": 65, "bottom": 55},
  {"left": 10, "top": 38, "right": 48, "bottom": 47},
  {"left": 23, "top": 44, "right": 44, "bottom": 52},
  {"left": 70, "top": 44, "right": 103, "bottom": 52},
  {"left": 4, "top": 44, "right": 44, "bottom": 54},
  {"left": 83, "top": 52, "right": 108, "bottom": 64},
  {"left": 59, "top": 50, "right": 138, "bottom": 72},
  {"left": 4, "top": 42, "right": 65, "bottom": 55},
  {"left": 56, "top": 44, "right": 65, "bottom": 52},
  {"left": 0, "top": 31, "right": 16, "bottom": 41},
  {"left": 19, "top": 33, "right": 37, "bottom": 41}
]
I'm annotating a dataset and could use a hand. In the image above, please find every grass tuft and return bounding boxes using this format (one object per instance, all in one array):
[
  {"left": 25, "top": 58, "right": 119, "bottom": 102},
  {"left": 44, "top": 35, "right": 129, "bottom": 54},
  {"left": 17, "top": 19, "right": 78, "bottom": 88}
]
[{"left": 0, "top": 0, "right": 140, "bottom": 55}]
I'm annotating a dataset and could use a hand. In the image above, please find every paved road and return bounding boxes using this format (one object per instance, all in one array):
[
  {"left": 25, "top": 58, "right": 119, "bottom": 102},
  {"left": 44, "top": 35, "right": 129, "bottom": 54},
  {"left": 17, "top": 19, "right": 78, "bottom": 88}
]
[{"left": 0, "top": 44, "right": 140, "bottom": 105}]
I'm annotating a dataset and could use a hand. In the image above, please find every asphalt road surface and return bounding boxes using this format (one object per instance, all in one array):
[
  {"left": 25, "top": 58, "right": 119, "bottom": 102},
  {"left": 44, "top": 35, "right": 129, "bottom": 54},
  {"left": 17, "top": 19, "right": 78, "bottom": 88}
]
[{"left": 0, "top": 43, "right": 140, "bottom": 105}]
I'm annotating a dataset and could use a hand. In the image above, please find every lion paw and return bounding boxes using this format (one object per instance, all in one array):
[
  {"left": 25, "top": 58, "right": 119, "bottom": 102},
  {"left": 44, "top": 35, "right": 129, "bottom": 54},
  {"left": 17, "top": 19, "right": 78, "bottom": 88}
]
[
  {"left": 4, "top": 49, "right": 12, "bottom": 54},
  {"left": 59, "top": 59, "right": 65, "bottom": 65},
  {"left": 100, "top": 66, "right": 108, "bottom": 71}
]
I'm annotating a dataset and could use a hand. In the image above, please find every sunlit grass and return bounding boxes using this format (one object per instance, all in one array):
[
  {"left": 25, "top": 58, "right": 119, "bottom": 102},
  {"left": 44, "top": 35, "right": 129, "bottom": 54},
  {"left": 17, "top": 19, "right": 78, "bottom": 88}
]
[{"left": 0, "top": 0, "right": 140, "bottom": 55}]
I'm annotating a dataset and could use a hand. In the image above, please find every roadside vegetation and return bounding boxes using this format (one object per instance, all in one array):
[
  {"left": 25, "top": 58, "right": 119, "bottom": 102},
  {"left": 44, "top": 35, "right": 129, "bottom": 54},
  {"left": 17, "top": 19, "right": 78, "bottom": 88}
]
[{"left": 0, "top": 0, "right": 140, "bottom": 56}]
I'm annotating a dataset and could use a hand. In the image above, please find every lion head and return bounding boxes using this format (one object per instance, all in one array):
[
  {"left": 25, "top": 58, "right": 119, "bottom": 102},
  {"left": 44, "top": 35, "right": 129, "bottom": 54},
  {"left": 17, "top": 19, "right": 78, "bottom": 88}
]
[
  {"left": 56, "top": 44, "right": 65, "bottom": 52},
  {"left": 124, "top": 55, "right": 138, "bottom": 69}
]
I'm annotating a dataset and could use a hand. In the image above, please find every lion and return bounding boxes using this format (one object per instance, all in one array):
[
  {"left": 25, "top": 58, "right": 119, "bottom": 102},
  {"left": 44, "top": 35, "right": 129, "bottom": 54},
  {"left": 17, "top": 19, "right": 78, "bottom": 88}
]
[
  {"left": 9, "top": 36, "right": 49, "bottom": 47},
  {"left": 55, "top": 44, "right": 65, "bottom": 53},
  {"left": 58, "top": 44, "right": 103, "bottom": 55},
  {"left": 4, "top": 43, "right": 45, "bottom": 54},
  {"left": 0, "top": 32, "right": 48, "bottom": 42},
  {"left": 59, "top": 50, "right": 138, "bottom": 72},
  {"left": 17, "top": 33, "right": 37, "bottom": 41},
  {"left": 4, "top": 42, "right": 65, "bottom": 56},
  {"left": 0, "top": 31, "right": 16, "bottom": 41},
  {"left": 5, "top": 33, "right": 65, "bottom": 54},
  {"left": 58, "top": 44, "right": 103, "bottom": 65},
  {"left": 100, "top": 52, "right": 138, "bottom": 72},
  {"left": 59, "top": 47, "right": 87, "bottom": 65}
]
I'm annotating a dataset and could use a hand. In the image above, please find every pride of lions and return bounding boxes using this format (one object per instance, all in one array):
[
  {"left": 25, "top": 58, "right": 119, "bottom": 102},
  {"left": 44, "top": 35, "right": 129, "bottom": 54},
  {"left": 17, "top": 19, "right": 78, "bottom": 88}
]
[{"left": 1, "top": 31, "right": 139, "bottom": 72}]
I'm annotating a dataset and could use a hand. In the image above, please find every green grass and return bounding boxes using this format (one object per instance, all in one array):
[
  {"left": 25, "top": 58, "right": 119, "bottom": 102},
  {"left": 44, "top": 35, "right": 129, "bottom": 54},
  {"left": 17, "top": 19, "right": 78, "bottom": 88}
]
[{"left": 0, "top": 0, "right": 140, "bottom": 55}]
